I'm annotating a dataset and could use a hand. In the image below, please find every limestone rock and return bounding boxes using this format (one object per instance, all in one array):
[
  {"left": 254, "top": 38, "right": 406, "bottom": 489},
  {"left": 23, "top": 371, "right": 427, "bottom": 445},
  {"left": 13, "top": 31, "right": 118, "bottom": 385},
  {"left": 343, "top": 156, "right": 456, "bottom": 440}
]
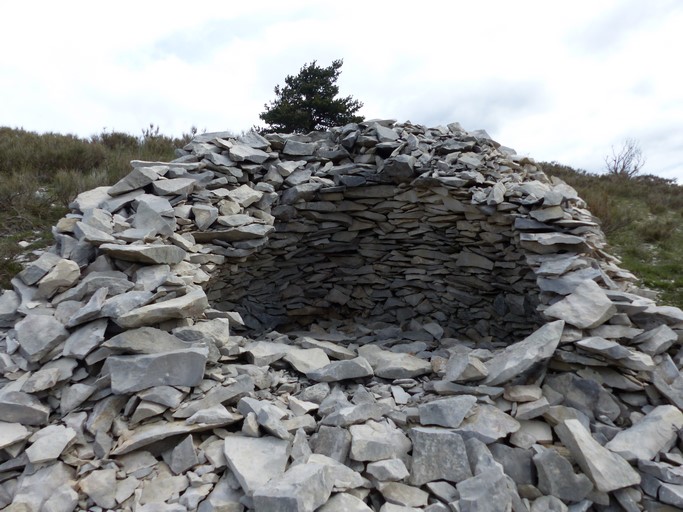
[
  {"left": 107, "top": 346, "right": 209, "bottom": 393},
  {"left": 555, "top": 418, "right": 641, "bottom": 492},
  {"left": 253, "top": 463, "right": 334, "bottom": 512},
  {"left": 605, "top": 405, "right": 683, "bottom": 461},
  {"left": 544, "top": 280, "right": 616, "bottom": 329},
  {"left": 223, "top": 435, "right": 290, "bottom": 494}
]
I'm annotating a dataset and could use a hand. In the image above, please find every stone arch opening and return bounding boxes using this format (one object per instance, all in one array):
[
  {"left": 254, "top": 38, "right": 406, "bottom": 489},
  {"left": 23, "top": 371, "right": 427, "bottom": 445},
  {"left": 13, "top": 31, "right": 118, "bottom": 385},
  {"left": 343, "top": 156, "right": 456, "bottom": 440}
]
[{"left": 205, "top": 171, "right": 546, "bottom": 344}]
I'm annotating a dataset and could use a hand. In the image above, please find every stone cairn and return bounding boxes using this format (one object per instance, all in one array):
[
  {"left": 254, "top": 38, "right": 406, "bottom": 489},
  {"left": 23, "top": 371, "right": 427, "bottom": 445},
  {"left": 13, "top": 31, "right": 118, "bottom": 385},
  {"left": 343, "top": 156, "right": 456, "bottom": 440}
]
[{"left": 1, "top": 120, "right": 683, "bottom": 511}]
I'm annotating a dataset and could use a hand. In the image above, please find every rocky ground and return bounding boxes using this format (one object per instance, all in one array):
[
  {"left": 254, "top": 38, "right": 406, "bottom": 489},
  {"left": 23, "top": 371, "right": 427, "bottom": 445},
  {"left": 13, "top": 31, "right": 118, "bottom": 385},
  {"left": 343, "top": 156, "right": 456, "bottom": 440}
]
[{"left": 1, "top": 121, "right": 683, "bottom": 511}]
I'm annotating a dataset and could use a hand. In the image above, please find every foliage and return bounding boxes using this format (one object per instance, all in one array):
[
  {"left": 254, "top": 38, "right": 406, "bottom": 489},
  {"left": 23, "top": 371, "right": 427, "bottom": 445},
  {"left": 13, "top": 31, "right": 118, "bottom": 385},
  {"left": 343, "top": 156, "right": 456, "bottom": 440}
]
[
  {"left": 259, "top": 59, "right": 364, "bottom": 133},
  {"left": 541, "top": 160, "right": 683, "bottom": 307},
  {"left": 605, "top": 138, "right": 646, "bottom": 178}
]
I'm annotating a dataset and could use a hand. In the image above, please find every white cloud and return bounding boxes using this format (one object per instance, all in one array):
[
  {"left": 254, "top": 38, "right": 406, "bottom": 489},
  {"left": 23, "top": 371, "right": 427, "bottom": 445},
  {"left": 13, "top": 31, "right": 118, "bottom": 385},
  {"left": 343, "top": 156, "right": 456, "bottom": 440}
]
[{"left": 2, "top": 0, "right": 682, "bottom": 181}]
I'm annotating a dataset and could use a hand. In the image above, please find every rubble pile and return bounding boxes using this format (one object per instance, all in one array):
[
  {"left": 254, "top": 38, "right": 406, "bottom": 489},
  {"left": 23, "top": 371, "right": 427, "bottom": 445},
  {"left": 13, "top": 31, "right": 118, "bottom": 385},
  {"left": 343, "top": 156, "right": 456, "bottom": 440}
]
[{"left": 1, "top": 120, "right": 683, "bottom": 511}]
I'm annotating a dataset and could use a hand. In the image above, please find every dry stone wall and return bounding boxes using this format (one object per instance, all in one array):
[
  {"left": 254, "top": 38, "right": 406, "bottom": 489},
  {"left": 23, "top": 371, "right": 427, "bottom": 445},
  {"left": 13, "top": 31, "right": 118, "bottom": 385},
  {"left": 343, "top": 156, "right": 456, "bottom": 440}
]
[{"left": 1, "top": 120, "right": 683, "bottom": 511}]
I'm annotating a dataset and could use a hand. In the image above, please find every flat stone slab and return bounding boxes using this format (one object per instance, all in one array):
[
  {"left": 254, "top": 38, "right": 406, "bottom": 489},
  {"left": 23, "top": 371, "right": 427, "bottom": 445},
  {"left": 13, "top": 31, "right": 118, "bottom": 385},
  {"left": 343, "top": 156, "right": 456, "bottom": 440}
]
[
  {"left": 454, "top": 404, "right": 520, "bottom": 444},
  {"left": 223, "top": 435, "right": 290, "bottom": 494},
  {"left": 0, "top": 421, "right": 30, "bottom": 448},
  {"left": 253, "top": 462, "right": 334, "bottom": 512},
  {"left": 307, "top": 357, "right": 374, "bottom": 382},
  {"left": 357, "top": 345, "right": 431, "bottom": 379},
  {"left": 107, "top": 346, "right": 208, "bottom": 393},
  {"left": 484, "top": 320, "right": 564, "bottom": 385},
  {"left": 25, "top": 424, "right": 77, "bottom": 463},
  {"left": 99, "top": 243, "right": 187, "bottom": 264},
  {"left": 115, "top": 287, "right": 209, "bottom": 328},
  {"left": 555, "top": 418, "right": 641, "bottom": 492},
  {"left": 103, "top": 326, "right": 197, "bottom": 354},
  {"left": 0, "top": 391, "right": 51, "bottom": 425},
  {"left": 605, "top": 405, "right": 683, "bottom": 461},
  {"left": 544, "top": 280, "right": 616, "bottom": 329},
  {"left": 418, "top": 395, "right": 477, "bottom": 428},
  {"left": 112, "top": 416, "right": 239, "bottom": 455},
  {"left": 15, "top": 314, "right": 69, "bottom": 363},
  {"left": 349, "top": 420, "right": 411, "bottom": 462},
  {"left": 409, "top": 427, "right": 472, "bottom": 485}
]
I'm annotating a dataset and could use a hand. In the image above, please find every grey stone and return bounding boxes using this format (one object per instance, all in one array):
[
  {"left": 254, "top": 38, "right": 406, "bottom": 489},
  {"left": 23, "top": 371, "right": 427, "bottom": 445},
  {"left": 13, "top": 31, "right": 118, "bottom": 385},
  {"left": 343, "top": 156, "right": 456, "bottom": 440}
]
[
  {"left": 544, "top": 280, "right": 616, "bottom": 329},
  {"left": 198, "top": 473, "right": 245, "bottom": 512},
  {"left": 107, "top": 346, "right": 208, "bottom": 393},
  {"left": 349, "top": 420, "right": 411, "bottom": 462},
  {"left": 0, "top": 290, "right": 20, "bottom": 327},
  {"left": 133, "top": 201, "right": 175, "bottom": 236},
  {"left": 322, "top": 402, "right": 391, "bottom": 427},
  {"left": 659, "top": 483, "right": 683, "bottom": 508},
  {"left": 25, "top": 424, "right": 77, "bottom": 463},
  {"left": 533, "top": 448, "right": 593, "bottom": 502},
  {"left": 317, "top": 493, "right": 373, "bottom": 512},
  {"left": 223, "top": 435, "right": 290, "bottom": 494},
  {"left": 253, "top": 463, "right": 334, "bottom": 512},
  {"left": 456, "top": 467, "right": 511, "bottom": 512},
  {"left": 454, "top": 404, "right": 520, "bottom": 444},
  {"left": 112, "top": 416, "right": 237, "bottom": 455},
  {"left": 36, "top": 258, "right": 80, "bottom": 298},
  {"left": 66, "top": 286, "right": 108, "bottom": 327},
  {"left": 168, "top": 435, "right": 198, "bottom": 474},
  {"left": 173, "top": 374, "right": 254, "bottom": 419},
  {"left": 62, "top": 318, "right": 108, "bottom": 358},
  {"left": 409, "top": 427, "right": 471, "bottom": 485},
  {"left": 109, "top": 166, "right": 161, "bottom": 195},
  {"left": 283, "top": 140, "right": 316, "bottom": 156},
  {"left": 531, "top": 496, "right": 568, "bottom": 512},
  {"left": 15, "top": 314, "right": 69, "bottom": 363},
  {"left": 489, "top": 444, "right": 536, "bottom": 486},
  {"left": 100, "top": 290, "right": 154, "bottom": 317},
  {"left": 229, "top": 142, "right": 270, "bottom": 163},
  {"left": 307, "top": 357, "right": 374, "bottom": 382},
  {"left": 555, "top": 419, "right": 640, "bottom": 492},
  {"left": 284, "top": 347, "right": 331, "bottom": 374},
  {"left": 17, "top": 251, "right": 62, "bottom": 285},
  {"left": 307, "top": 453, "right": 366, "bottom": 491},
  {"left": 297, "top": 337, "right": 356, "bottom": 360},
  {"left": 311, "top": 425, "right": 351, "bottom": 462},
  {"left": 357, "top": 345, "right": 431, "bottom": 379},
  {"left": 378, "top": 482, "right": 429, "bottom": 508},
  {"left": 484, "top": 320, "right": 564, "bottom": 385},
  {"left": 226, "top": 184, "right": 263, "bottom": 207},
  {"left": 115, "top": 287, "right": 209, "bottom": 328},
  {"left": 192, "top": 204, "right": 219, "bottom": 230},
  {"left": 99, "top": 242, "right": 186, "bottom": 264},
  {"left": 152, "top": 177, "right": 196, "bottom": 196},
  {"left": 79, "top": 468, "right": 117, "bottom": 509},
  {"left": 103, "top": 326, "right": 197, "bottom": 354},
  {"left": 74, "top": 220, "right": 118, "bottom": 244},
  {"left": 0, "top": 421, "right": 30, "bottom": 449},
  {"left": 605, "top": 405, "right": 683, "bottom": 461},
  {"left": 366, "top": 458, "right": 410, "bottom": 482},
  {"left": 575, "top": 336, "right": 655, "bottom": 371},
  {"left": 418, "top": 395, "right": 477, "bottom": 428}
]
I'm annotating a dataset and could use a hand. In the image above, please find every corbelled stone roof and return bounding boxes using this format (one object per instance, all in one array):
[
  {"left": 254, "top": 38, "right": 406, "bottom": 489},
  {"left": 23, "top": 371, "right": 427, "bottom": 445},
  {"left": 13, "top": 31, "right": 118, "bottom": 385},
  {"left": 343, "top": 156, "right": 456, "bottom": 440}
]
[{"left": 1, "top": 120, "right": 682, "bottom": 510}]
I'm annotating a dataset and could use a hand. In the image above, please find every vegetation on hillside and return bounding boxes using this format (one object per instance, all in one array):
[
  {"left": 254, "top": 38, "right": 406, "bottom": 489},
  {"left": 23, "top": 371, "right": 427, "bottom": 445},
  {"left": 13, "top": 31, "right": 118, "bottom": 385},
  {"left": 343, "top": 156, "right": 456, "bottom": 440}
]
[
  {"left": 541, "top": 161, "right": 683, "bottom": 307},
  {"left": 0, "top": 125, "right": 193, "bottom": 286},
  {"left": 0, "top": 125, "right": 680, "bottom": 310}
]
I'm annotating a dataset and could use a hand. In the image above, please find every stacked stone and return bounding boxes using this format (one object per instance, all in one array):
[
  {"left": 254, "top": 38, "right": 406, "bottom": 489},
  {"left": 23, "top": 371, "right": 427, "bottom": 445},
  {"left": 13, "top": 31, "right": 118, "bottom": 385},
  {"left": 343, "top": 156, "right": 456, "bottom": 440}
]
[{"left": 0, "top": 120, "right": 682, "bottom": 511}]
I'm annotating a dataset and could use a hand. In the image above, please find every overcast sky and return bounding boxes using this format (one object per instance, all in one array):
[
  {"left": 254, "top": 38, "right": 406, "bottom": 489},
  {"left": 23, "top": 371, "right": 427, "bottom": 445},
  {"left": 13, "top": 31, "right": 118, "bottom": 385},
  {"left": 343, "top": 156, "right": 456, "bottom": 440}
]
[{"left": 3, "top": 1, "right": 682, "bottom": 181}]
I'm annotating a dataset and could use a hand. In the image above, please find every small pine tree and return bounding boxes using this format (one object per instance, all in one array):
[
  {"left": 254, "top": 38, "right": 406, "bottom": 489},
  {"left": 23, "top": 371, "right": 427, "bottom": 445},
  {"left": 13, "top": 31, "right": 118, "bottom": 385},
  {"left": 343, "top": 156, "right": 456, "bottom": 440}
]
[{"left": 259, "top": 59, "right": 364, "bottom": 134}]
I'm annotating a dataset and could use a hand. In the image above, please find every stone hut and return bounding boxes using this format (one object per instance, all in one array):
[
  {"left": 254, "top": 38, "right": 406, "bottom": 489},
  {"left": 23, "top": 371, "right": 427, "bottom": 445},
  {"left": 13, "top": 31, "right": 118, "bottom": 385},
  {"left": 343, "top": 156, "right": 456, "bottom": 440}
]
[{"left": 1, "top": 120, "right": 683, "bottom": 510}]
